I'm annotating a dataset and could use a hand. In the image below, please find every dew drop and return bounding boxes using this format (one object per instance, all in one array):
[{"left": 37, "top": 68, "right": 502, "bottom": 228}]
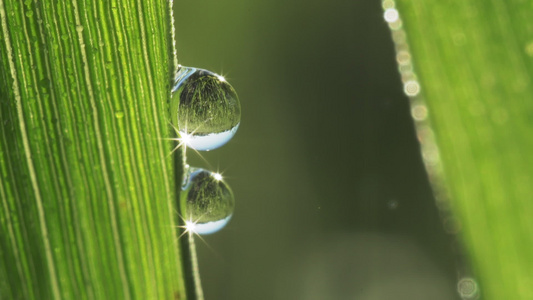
[
  {"left": 181, "top": 167, "right": 235, "bottom": 235},
  {"left": 171, "top": 66, "right": 241, "bottom": 151},
  {"left": 404, "top": 80, "right": 420, "bottom": 96},
  {"left": 411, "top": 104, "right": 428, "bottom": 121},
  {"left": 457, "top": 277, "right": 479, "bottom": 299},
  {"left": 115, "top": 111, "right": 124, "bottom": 119},
  {"left": 383, "top": 8, "right": 399, "bottom": 23}
]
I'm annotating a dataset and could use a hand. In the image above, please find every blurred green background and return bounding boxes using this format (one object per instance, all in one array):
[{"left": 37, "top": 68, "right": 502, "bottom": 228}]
[{"left": 175, "top": 0, "right": 462, "bottom": 299}]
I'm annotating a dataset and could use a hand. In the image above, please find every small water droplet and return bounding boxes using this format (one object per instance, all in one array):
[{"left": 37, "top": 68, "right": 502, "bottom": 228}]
[
  {"left": 76, "top": 25, "right": 84, "bottom": 32},
  {"left": 411, "top": 104, "right": 428, "bottom": 121},
  {"left": 115, "top": 111, "right": 124, "bottom": 119},
  {"left": 171, "top": 66, "right": 241, "bottom": 151},
  {"left": 181, "top": 167, "right": 235, "bottom": 235},
  {"left": 404, "top": 80, "right": 420, "bottom": 96},
  {"left": 383, "top": 8, "right": 399, "bottom": 23},
  {"left": 457, "top": 277, "right": 479, "bottom": 299},
  {"left": 396, "top": 50, "right": 411, "bottom": 65},
  {"left": 382, "top": 0, "right": 395, "bottom": 9}
]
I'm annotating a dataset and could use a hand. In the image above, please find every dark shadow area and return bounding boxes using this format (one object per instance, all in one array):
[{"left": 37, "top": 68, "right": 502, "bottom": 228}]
[{"left": 175, "top": 0, "right": 460, "bottom": 299}]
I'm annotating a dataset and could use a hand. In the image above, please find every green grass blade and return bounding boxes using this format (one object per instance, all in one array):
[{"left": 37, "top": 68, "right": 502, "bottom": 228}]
[
  {"left": 390, "top": 0, "right": 533, "bottom": 298},
  {"left": 0, "top": 0, "right": 186, "bottom": 299}
]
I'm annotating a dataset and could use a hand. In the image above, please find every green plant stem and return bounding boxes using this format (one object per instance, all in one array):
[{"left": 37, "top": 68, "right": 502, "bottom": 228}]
[
  {"left": 0, "top": 0, "right": 187, "bottom": 298},
  {"left": 394, "top": 0, "right": 533, "bottom": 299}
]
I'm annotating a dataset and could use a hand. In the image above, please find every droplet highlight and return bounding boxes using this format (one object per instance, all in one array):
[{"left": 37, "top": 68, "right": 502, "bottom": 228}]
[
  {"left": 383, "top": 8, "right": 399, "bottom": 23},
  {"left": 181, "top": 167, "right": 235, "bottom": 235},
  {"left": 171, "top": 66, "right": 241, "bottom": 151}
]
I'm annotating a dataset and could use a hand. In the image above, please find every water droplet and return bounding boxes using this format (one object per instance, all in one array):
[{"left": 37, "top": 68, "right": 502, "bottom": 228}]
[
  {"left": 383, "top": 8, "right": 399, "bottom": 23},
  {"left": 171, "top": 66, "right": 241, "bottom": 151},
  {"left": 396, "top": 50, "right": 411, "bottom": 65},
  {"left": 411, "top": 104, "right": 428, "bottom": 121},
  {"left": 404, "top": 80, "right": 420, "bottom": 96},
  {"left": 115, "top": 111, "right": 124, "bottom": 119},
  {"left": 457, "top": 277, "right": 479, "bottom": 299},
  {"left": 76, "top": 25, "right": 84, "bottom": 32},
  {"left": 382, "top": 0, "right": 395, "bottom": 9},
  {"left": 181, "top": 167, "right": 235, "bottom": 235}
]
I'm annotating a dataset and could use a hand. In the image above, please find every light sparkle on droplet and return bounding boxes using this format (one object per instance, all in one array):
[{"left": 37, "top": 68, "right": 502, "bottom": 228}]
[
  {"left": 180, "top": 132, "right": 192, "bottom": 145},
  {"left": 185, "top": 220, "right": 197, "bottom": 233},
  {"left": 213, "top": 172, "right": 223, "bottom": 181}
]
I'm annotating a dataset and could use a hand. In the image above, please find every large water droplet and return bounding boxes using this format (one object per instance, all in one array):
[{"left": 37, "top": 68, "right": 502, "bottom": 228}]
[
  {"left": 181, "top": 167, "right": 235, "bottom": 235},
  {"left": 171, "top": 66, "right": 241, "bottom": 151}
]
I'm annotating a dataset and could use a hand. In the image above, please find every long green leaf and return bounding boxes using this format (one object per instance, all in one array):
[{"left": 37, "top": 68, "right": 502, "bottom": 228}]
[
  {"left": 389, "top": 0, "right": 533, "bottom": 299},
  {"left": 0, "top": 0, "right": 186, "bottom": 298}
]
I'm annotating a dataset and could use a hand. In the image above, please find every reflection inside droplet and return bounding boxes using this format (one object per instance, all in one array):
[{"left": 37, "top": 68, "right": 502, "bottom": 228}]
[
  {"left": 191, "top": 216, "right": 233, "bottom": 235},
  {"left": 179, "top": 123, "right": 240, "bottom": 151}
]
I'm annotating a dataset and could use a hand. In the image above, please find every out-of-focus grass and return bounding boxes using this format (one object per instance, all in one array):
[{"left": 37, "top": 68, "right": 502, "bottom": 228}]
[
  {"left": 0, "top": 0, "right": 186, "bottom": 298},
  {"left": 393, "top": 0, "right": 533, "bottom": 298}
]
